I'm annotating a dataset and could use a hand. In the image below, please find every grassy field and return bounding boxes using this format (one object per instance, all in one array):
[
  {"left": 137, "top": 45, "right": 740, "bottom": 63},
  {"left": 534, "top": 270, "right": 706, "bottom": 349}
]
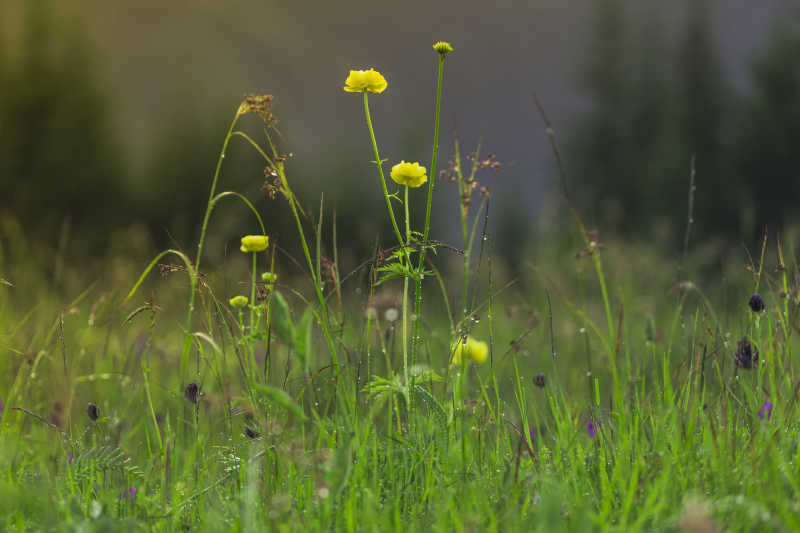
[{"left": 2, "top": 44, "right": 800, "bottom": 532}]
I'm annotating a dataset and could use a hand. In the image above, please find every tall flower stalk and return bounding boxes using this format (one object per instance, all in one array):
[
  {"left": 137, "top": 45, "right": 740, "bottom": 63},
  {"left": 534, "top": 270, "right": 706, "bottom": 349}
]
[
  {"left": 346, "top": 45, "right": 450, "bottom": 412},
  {"left": 413, "top": 42, "right": 452, "bottom": 361}
]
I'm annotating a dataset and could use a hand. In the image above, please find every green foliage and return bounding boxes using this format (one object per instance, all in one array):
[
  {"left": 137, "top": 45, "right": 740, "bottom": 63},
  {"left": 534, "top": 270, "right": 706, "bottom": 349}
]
[{"left": 5, "top": 24, "right": 800, "bottom": 532}]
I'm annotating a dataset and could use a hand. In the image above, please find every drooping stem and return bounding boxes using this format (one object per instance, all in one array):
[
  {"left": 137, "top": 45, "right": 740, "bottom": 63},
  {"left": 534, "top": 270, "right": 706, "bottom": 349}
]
[{"left": 182, "top": 111, "right": 241, "bottom": 378}]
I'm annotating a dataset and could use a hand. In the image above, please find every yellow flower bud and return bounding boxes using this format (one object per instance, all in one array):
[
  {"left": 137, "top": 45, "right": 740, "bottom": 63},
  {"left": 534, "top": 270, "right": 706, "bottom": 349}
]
[
  {"left": 262, "top": 272, "right": 278, "bottom": 283},
  {"left": 390, "top": 161, "right": 428, "bottom": 188},
  {"left": 229, "top": 295, "right": 249, "bottom": 308},
  {"left": 343, "top": 69, "right": 388, "bottom": 94},
  {"left": 433, "top": 41, "right": 454, "bottom": 55},
  {"left": 240, "top": 235, "right": 269, "bottom": 253},
  {"left": 451, "top": 336, "right": 489, "bottom": 365}
]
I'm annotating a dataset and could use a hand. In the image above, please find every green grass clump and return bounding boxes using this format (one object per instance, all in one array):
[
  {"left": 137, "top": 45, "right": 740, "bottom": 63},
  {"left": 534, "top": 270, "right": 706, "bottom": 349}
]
[{"left": 1, "top": 42, "right": 800, "bottom": 532}]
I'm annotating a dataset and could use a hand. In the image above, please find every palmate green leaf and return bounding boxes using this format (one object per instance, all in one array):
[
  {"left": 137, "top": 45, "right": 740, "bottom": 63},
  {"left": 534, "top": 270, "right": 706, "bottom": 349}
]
[
  {"left": 252, "top": 382, "right": 308, "bottom": 422},
  {"left": 375, "top": 263, "right": 410, "bottom": 286},
  {"left": 375, "top": 262, "right": 433, "bottom": 286},
  {"left": 408, "top": 365, "right": 443, "bottom": 384}
]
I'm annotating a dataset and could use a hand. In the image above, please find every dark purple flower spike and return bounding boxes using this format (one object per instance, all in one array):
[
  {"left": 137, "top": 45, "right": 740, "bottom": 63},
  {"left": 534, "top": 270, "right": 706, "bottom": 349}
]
[
  {"left": 748, "top": 294, "right": 765, "bottom": 313},
  {"left": 734, "top": 339, "right": 758, "bottom": 369},
  {"left": 184, "top": 382, "right": 200, "bottom": 404}
]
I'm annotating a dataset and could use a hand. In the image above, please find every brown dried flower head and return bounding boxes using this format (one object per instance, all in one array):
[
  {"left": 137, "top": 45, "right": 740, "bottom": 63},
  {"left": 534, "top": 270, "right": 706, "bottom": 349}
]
[{"left": 238, "top": 94, "right": 277, "bottom": 124}]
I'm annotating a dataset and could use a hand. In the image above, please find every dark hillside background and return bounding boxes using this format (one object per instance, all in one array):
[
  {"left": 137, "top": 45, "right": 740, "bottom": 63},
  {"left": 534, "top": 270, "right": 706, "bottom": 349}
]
[{"left": 1, "top": 0, "right": 799, "bottom": 268}]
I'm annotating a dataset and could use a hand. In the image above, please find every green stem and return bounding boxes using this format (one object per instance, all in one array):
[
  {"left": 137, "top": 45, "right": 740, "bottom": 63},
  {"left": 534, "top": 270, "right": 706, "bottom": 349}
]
[
  {"left": 363, "top": 92, "right": 404, "bottom": 247},
  {"left": 249, "top": 252, "right": 257, "bottom": 337},
  {"left": 196, "top": 113, "right": 240, "bottom": 273},
  {"left": 286, "top": 179, "right": 341, "bottom": 376},
  {"left": 249, "top": 251, "right": 258, "bottom": 381},
  {"left": 412, "top": 55, "right": 446, "bottom": 360},
  {"left": 423, "top": 55, "right": 445, "bottom": 245},
  {"left": 259, "top": 130, "right": 342, "bottom": 384},
  {"left": 403, "top": 186, "right": 410, "bottom": 392},
  {"left": 182, "top": 112, "right": 240, "bottom": 379}
]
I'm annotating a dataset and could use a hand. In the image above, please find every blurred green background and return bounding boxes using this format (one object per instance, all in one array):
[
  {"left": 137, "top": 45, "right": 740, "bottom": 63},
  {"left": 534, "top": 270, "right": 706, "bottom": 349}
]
[{"left": 2, "top": 0, "right": 800, "bottom": 278}]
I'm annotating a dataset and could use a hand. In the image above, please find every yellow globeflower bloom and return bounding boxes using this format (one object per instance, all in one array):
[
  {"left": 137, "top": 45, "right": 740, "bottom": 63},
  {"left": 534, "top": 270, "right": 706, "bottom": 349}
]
[
  {"left": 390, "top": 161, "right": 428, "bottom": 188},
  {"left": 451, "top": 336, "right": 489, "bottom": 365},
  {"left": 343, "top": 69, "right": 388, "bottom": 93},
  {"left": 229, "top": 295, "right": 249, "bottom": 308},
  {"left": 240, "top": 235, "right": 269, "bottom": 253}
]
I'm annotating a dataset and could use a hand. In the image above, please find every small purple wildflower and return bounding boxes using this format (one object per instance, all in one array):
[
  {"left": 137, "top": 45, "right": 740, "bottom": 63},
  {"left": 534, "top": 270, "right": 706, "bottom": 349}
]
[
  {"left": 587, "top": 420, "right": 600, "bottom": 438},
  {"left": 87, "top": 402, "right": 99, "bottom": 421},
  {"left": 749, "top": 294, "right": 765, "bottom": 313},
  {"left": 758, "top": 401, "right": 773, "bottom": 420},
  {"left": 118, "top": 487, "right": 136, "bottom": 502},
  {"left": 734, "top": 338, "right": 758, "bottom": 369},
  {"left": 533, "top": 373, "right": 546, "bottom": 388}
]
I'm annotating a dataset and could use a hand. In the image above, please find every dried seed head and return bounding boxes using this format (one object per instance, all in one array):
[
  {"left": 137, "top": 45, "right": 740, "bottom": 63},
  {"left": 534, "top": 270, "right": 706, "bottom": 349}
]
[
  {"left": 748, "top": 294, "right": 765, "bottom": 313},
  {"left": 184, "top": 382, "right": 200, "bottom": 404},
  {"left": 237, "top": 94, "right": 276, "bottom": 124},
  {"left": 87, "top": 402, "right": 99, "bottom": 421}
]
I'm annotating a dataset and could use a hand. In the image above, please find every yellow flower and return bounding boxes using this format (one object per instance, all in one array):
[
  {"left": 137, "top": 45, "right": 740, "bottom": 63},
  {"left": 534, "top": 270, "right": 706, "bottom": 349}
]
[
  {"left": 451, "top": 336, "right": 489, "bottom": 365},
  {"left": 433, "top": 41, "right": 454, "bottom": 55},
  {"left": 261, "top": 272, "right": 278, "bottom": 284},
  {"left": 229, "top": 295, "right": 249, "bottom": 308},
  {"left": 390, "top": 161, "right": 428, "bottom": 188},
  {"left": 343, "top": 69, "right": 388, "bottom": 93},
  {"left": 240, "top": 235, "right": 269, "bottom": 253}
]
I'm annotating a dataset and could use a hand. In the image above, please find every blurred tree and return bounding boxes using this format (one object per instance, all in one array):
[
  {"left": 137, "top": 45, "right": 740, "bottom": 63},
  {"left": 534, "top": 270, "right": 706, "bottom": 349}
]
[
  {"left": 736, "top": 15, "right": 800, "bottom": 237},
  {"left": 0, "top": 1, "right": 127, "bottom": 256},
  {"left": 676, "top": 0, "right": 737, "bottom": 238},
  {"left": 571, "top": 0, "right": 636, "bottom": 231},
  {"left": 571, "top": 0, "right": 736, "bottom": 243}
]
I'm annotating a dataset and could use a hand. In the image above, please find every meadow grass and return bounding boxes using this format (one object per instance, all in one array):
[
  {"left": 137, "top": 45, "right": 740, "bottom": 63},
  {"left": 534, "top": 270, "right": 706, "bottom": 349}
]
[{"left": 2, "top": 43, "right": 800, "bottom": 532}]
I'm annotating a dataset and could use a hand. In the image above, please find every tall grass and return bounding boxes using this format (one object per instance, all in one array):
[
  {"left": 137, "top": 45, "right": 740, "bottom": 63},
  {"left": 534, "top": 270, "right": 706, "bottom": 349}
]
[{"left": 1, "top": 43, "right": 799, "bottom": 532}]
